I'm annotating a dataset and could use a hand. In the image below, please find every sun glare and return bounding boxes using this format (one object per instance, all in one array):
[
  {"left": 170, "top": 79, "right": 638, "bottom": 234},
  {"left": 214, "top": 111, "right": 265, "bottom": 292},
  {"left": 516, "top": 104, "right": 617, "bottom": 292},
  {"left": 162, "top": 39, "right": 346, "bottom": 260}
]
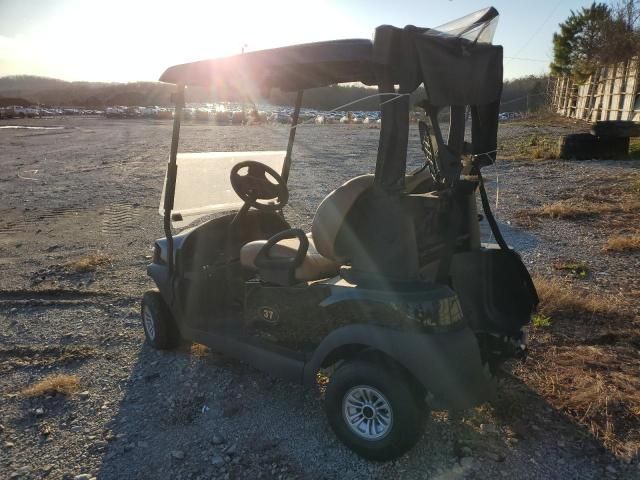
[{"left": 3, "top": 0, "right": 369, "bottom": 83}]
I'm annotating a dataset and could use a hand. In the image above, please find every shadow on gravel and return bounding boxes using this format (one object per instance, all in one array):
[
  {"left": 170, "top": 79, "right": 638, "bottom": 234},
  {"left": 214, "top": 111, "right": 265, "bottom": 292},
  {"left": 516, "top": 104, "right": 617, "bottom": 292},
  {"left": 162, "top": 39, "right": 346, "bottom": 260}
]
[
  {"left": 489, "top": 373, "right": 626, "bottom": 477},
  {"left": 93, "top": 338, "right": 631, "bottom": 480},
  {"left": 95, "top": 344, "right": 307, "bottom": 480},
  {"left": 0, "top": 345, "right": 96, "bottom": 372}
]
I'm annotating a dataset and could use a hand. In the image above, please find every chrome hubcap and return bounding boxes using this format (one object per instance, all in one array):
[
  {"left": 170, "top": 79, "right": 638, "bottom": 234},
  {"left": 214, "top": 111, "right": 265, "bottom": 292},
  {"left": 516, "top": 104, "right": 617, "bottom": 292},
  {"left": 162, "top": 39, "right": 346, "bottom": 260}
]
[
  {"left": 143, "top": 305, "right": 156, "bottom": 340},
  {"left": 342, "top": 385, "right": 393, "bottom": 440}
]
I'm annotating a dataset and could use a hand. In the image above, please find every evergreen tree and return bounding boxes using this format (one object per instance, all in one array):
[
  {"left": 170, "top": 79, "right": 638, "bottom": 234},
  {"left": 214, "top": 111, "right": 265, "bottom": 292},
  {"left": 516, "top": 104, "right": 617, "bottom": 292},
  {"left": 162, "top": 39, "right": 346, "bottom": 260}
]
[{"left": 550, "top": 2, "right": 612, "bottom": 80}]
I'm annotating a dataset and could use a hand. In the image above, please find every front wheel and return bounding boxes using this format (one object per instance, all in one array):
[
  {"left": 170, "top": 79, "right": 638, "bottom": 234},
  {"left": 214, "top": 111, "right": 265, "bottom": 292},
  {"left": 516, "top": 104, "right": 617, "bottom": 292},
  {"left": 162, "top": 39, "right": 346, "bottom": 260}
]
[
  {"left": 324, "top": 359, "right": 426, "bottom": 461},
  {"left": 141, "top": 290, "right": 180, "bottom": 349}
]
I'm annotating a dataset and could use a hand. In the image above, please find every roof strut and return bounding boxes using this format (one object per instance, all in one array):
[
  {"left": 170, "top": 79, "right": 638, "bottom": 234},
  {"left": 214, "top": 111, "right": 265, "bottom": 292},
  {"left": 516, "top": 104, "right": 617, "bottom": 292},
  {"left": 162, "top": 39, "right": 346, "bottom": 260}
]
[
  {"left": 281, "top": 90, "right": 303, "bottom": 184},
  {"left": 164, "top": 84, "right": 185, "bottom": 281}
]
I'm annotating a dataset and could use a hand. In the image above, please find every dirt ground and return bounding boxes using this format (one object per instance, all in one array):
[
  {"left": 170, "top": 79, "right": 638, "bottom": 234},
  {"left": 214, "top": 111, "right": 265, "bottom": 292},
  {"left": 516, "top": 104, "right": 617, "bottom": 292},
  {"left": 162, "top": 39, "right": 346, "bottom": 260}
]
[{"left": 0, "top": 115, "right": 639, "bottom": 479}]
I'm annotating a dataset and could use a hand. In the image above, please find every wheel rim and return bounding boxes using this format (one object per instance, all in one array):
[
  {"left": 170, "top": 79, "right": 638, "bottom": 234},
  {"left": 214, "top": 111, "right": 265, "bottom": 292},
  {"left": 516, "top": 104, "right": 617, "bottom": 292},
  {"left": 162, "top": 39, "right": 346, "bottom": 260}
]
[
  {"left": 342, "top": 385, "right": 393, "bottom": 440},
  {"left": 143, "top": 305, "right": 156, "bottom": 340}
]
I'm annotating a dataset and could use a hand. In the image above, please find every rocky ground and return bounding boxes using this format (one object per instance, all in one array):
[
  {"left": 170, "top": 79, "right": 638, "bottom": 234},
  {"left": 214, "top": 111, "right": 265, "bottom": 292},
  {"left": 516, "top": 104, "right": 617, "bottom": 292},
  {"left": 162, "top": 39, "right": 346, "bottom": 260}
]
[{"left": 0, "top": 116, "right": 639, "bottom": 479}]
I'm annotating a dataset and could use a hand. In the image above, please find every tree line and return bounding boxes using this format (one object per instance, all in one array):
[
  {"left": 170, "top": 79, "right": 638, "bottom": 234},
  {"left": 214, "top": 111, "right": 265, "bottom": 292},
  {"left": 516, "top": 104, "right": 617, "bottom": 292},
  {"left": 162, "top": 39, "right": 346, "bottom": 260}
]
[
  {"left": 551, "top": 0, "right": 640, "bottom": 81},
  {"left": 0, "top": 74, "right": 549, "bottom": 113}
]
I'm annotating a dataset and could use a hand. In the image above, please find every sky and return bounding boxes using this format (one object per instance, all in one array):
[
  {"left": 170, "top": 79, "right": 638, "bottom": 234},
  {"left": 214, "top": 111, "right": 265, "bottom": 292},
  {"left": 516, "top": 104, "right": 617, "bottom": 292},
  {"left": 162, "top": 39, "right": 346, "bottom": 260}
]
[{"left": 0, "top": 0, "right": 594, "bottom": 83}]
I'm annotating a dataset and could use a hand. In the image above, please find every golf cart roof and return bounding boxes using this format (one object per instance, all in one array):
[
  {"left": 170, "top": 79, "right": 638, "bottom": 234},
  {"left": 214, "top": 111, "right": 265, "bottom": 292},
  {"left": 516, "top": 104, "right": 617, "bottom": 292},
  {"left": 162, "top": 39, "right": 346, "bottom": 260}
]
[
  {"left": 159, "top": 7, "right": 502, "bottom": 103},
  {"left": 159, "top": 39, "right": 378, "bottom": 90}
]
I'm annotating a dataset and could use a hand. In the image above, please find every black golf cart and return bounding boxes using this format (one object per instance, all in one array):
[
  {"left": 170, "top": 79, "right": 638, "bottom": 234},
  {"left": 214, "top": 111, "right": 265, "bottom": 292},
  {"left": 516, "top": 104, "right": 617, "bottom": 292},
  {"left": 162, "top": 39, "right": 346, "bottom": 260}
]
[{"left": 142, "top": 7, "right": 538, "bottom": 460}]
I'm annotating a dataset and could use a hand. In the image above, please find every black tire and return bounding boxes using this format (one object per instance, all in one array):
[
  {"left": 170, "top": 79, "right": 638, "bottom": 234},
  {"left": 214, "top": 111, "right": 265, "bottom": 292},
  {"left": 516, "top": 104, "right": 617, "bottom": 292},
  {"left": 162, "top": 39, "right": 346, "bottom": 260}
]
[
  {"left": 141, "top": 290, "right": 180, "bottom": 349},
  {"left": 597, "top": 136, "right": 630, "bottom": 159},
  {"left": 591, "top": 120, "right": 640, "bottom": 138},
  {"left": 558, "top": 133, "right": 598, "bottom": 160},
  {"left": 324, "top": 359, "right": 426, "bottom": 461}
]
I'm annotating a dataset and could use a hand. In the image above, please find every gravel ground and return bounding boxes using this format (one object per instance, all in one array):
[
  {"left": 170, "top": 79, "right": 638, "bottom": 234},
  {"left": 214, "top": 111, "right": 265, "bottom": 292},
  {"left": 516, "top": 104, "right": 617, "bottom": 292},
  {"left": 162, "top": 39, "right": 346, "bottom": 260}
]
[{"left": 0, "top": 116, "right": 638, "bottom": 479}]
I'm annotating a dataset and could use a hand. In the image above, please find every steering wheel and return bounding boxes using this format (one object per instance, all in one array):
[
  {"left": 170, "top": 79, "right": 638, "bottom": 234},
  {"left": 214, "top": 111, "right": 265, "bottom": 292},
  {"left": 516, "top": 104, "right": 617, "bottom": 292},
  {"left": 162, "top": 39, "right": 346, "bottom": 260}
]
[{"left": 230, "top": 161, "right": 289, "bottom": 212}]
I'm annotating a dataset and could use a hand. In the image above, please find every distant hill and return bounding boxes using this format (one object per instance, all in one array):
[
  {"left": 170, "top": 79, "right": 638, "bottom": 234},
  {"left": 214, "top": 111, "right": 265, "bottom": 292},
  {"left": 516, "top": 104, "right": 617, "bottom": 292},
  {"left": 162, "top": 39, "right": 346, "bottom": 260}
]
[
  {"left": 0, "top": 76, "right": 173, "bottom": 107},
  {"left": 0, "top": 97, "right": 32, "bottom": 107},
  {"left": 0, "top": 75, "right": 388, "bottom": 110},
  {"left": 0, "top": 75, "right": 70, "bottom": 95},
  {"left": 0, "top": 74, "right": 549, "bottom": 112}
]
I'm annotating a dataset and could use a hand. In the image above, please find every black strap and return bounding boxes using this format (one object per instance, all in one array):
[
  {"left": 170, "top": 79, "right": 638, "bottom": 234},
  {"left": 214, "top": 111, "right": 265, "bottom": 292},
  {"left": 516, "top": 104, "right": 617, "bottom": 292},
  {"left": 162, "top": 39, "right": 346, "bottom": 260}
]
[
  {"left": 478, "top": 173, "right": 539, "bottom": 307},
  {"left": 478, "top": 172, "right": 508, "bottom": 251}
]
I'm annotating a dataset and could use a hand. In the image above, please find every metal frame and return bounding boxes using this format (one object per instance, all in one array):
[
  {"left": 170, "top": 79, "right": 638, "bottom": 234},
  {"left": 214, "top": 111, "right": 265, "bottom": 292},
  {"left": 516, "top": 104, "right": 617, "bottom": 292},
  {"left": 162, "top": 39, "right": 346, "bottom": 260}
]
[
  {"left": 163, "top": 85, "right": 185, "bottom": 279},
  {"left": 282, "top": 90, "right": 303, "bottom": 183}
]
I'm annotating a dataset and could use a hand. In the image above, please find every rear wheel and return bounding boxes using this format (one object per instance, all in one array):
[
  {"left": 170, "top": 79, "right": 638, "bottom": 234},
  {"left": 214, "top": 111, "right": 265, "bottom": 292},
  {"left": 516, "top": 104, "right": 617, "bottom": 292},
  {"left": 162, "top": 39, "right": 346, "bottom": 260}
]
[
  {"left": 324, "top": 359, "right": 426, "bottom": 460},
  {"left": 141, "top": 290, "right": 180, "bottom": 349}
]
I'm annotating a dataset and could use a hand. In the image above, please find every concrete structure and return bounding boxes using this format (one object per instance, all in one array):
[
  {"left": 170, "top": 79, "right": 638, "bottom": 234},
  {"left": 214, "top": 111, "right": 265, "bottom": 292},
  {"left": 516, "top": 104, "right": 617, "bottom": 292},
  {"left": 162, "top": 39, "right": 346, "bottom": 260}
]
[{"left": 551, "top": 58, "right": 640, "bottom": 122}]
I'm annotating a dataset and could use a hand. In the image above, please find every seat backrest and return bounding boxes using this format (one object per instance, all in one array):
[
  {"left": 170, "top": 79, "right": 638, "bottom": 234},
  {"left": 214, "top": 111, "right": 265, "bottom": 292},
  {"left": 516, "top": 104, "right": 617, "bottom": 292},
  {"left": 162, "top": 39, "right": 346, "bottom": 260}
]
[{"left": 311, "top": 174, "right": 374, "bottom": 263}]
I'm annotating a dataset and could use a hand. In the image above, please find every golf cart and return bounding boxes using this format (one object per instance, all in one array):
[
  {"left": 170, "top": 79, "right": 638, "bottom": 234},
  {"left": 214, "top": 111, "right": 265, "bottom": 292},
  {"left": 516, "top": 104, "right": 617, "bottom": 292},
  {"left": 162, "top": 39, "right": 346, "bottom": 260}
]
[{"left": 142, "top": 7, "right": 538, "bottom": 460}]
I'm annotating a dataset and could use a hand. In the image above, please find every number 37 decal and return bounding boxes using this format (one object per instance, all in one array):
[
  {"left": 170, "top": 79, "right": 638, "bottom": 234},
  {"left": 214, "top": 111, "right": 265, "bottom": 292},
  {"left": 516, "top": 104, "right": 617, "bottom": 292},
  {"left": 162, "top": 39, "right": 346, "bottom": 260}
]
[{"left": 258, "top": 306, "right": 279, "bottom": 324}]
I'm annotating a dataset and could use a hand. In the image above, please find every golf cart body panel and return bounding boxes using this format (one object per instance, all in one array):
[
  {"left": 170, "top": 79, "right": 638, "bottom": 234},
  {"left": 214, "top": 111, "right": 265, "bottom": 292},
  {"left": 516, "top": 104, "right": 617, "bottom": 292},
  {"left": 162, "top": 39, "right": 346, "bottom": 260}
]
[
  {"left": 243, "top": 279, "right": 464, "bottom": 346},
  {"left": 143, "top": 8, "right": 538, "bottom": 457},
  {"left": 303, "top": 324, "right": 495, "bottom": 410}
]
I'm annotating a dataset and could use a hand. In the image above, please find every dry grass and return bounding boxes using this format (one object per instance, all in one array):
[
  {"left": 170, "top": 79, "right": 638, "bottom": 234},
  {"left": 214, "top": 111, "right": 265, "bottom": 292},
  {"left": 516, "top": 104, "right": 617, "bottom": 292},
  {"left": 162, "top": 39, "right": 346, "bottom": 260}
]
[
  {"left": 22, "top": 374, "right": 80, "bottom": 397},
  {"left": 515, "top": 174, "right": 640, "bottom": 226},
  {"left": 513, "top": 276, "right": 640, "bottom": 459},
  {"left": 517, "top": 343, "right": 640, "bottom": 459},
  {"left": 499, "top": 133, "right": 560, "bottom": 160},
  {"left": 602, "top": 234, "right": 640, "bottom": 253},
  {"left": 64, "top": 252, "right": 112, "bottom": 273},
  {"left": 537, "top": 200, "right": 615, "bottom": 219},
  {"left": 533, "top": 276, "right": 622, "bottom": 319},
  {"left": 190, "top": 343, "right": 210, "bottom": 358}
]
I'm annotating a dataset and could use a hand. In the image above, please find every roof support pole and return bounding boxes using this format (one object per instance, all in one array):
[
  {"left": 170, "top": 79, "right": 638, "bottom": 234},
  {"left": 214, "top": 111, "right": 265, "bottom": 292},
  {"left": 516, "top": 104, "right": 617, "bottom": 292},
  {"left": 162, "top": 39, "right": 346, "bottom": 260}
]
[
  {"left": 374, "top": 80, "right": 409, "bottom": 192},
  {"left": 164, "top": 84, "right": 185, "bottom": 278},
  {"left": 282, "top": 89, "right": 303, "bottom": 183}
]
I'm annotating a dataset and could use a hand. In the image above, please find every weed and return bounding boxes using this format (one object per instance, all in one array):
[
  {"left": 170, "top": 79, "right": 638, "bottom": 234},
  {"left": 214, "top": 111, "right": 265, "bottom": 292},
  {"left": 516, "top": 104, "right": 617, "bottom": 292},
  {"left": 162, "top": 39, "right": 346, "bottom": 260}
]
[
  {"left": 64, "top": 252, "right": 112, "bottom": 273},
  {"left": 553, "top": 259, "right": 590, "bottom": 278},
  {"left": 22, "top": 374, "right": 80, "bottom": 397},
  {"left": 532, "top": 314, "right": 552, "bottom": 328}
]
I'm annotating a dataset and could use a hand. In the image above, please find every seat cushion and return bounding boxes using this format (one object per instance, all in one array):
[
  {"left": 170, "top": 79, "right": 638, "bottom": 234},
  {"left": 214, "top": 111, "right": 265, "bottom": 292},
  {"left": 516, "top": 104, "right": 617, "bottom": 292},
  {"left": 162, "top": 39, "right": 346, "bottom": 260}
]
[{"left": 240, "top": 234, "right": 340, "bottom": 282}]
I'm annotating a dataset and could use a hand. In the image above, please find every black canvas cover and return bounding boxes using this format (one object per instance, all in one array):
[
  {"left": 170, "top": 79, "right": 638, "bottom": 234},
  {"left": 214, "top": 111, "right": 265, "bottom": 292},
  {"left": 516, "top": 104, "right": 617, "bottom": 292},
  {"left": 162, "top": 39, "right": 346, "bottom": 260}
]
[
  {"left": 159, "top": 8, "right": 502, "bottom": 106},
  {"left": 411, "top": 31, "right": 502, "bottom": 107}
]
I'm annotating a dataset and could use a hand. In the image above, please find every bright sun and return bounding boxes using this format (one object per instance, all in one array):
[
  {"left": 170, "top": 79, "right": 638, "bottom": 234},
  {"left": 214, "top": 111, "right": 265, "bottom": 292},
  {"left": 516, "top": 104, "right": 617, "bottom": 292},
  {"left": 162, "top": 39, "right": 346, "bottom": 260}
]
[{"left": 12, "top": 0, "right": 368, "bottom": 82}]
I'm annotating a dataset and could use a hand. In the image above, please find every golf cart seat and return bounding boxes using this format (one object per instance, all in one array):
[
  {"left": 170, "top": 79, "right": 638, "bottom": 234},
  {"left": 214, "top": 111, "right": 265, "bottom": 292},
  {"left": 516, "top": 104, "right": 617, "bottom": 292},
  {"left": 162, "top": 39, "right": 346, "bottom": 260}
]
[
  {"left": 240, "top": 232, "right": 340, "bottom": 282},
  {"left": 240, "top": 174, "right": 374, "bottom": 284}
]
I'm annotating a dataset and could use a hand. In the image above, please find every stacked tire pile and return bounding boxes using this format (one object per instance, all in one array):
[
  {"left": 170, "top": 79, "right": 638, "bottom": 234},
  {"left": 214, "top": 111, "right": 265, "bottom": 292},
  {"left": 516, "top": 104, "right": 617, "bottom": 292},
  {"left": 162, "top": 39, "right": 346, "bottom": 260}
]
[{"left": 559, "top": 121, "right": 640, "bottom": 160}]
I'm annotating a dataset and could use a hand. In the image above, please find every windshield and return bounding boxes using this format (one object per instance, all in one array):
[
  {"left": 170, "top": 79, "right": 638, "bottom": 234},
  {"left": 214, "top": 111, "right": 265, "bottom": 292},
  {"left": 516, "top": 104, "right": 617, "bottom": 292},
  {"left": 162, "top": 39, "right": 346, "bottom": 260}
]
[
  {"left": 430, "top": 7, "right": 499, "bottom": 44},
  {"left": 159, "top": 151, "right": 285, "bottom": 228}
]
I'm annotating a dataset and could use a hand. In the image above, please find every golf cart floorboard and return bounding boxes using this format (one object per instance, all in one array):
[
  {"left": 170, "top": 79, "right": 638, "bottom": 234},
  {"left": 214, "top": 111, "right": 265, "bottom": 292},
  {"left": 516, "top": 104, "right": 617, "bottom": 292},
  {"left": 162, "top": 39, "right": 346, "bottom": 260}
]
[{"left": 181, "top": 323, "right": 307, "bottom": 383}]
